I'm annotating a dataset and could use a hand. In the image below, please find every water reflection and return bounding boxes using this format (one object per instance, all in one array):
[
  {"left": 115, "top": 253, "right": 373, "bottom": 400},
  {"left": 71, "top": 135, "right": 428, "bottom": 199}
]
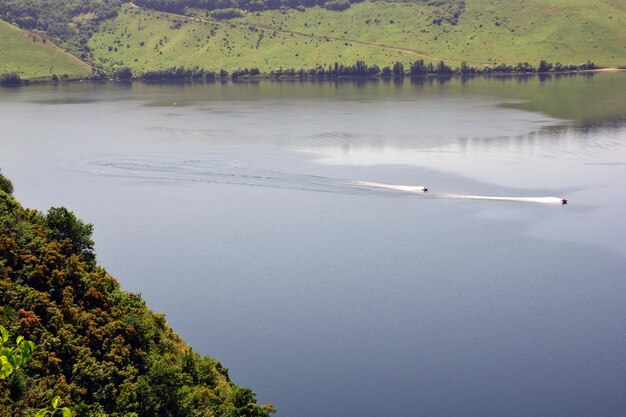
[{"left": 1, "top": 74, "right": 625, "bottom": 417}]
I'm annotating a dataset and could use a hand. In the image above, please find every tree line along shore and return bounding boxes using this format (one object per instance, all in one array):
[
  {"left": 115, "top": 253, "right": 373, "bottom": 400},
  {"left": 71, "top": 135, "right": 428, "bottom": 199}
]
[{"left": 1, "top": 59, "right": 614, "bottom": 86}]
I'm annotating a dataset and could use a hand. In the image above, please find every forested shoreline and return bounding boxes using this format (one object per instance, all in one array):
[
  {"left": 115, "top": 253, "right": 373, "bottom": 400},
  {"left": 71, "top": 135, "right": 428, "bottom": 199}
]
[{"left": 1, "top": 59, "right": 612, "bottom": 86}]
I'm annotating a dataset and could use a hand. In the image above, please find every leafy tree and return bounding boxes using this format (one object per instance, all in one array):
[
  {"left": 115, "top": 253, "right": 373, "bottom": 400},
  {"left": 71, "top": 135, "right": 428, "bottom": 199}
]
[
  {"left": 538, "top": 60, "right": 552, "bottom": 73},
  {"left": 45, "top": 207, "right": 95, "bottom": 260},
  {"left": 435, "top": 60, "right": 452, "bottom": 74},
  {"left": 113, "top": 66, "right": 134, "bottom": 80},
  {"left": 392, "top": 61, "right": 404, "bottom": 76},
  {"left": 323, "top": 0, "right": 350, "bottom": 11},
  {"left": 0, "top": 72, "right": 22, "bottom": 86},
  {"left": 0, "top": 170, "right": 13, "bottom": 194},
  {"left": 410, "top": 59, "right": 427, "bottom": 76},
  {"left": 210, "top": 8, "right": 244, "bottom": 19}
]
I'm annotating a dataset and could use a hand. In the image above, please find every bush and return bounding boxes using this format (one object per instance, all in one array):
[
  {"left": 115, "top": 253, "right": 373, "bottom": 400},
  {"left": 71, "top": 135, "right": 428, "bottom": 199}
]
[
  {"left": 0, "top": 170, "right": 13, "bottom": 194},
  {"left": 247, "top": 0, "right": 266, "bottom": 11},
  {"left": 323, "top": 0, "right": 351, "bottom": 11},
  {"left": 86, "top": 70, "right": 106, "bottom": 80},
  {"left": 537, "top": 60, "right": 553, "bottom": 73},
  {"left": 392, "top": 61, "right": 404, "bottom": 76},
  {"left": 113, "top": 66, "right": 133, "bottom": 80},
  {"left": 45, "top": 206, "right": 95, "bottom": 259},
  {"left": 435, "top": 60, "right": 452, "bottom": 74},
  {"left": 210, "top": 8, "right": 244, "bottom": 19},
  {"left": 0, "top": 72, "right": 22, "bottom": 86}
]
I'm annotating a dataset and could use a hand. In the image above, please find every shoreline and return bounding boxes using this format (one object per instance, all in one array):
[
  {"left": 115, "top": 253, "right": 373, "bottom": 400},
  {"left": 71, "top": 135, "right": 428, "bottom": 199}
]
[{"left": 2, "top": 67, "right": 625, "bottom": 87}]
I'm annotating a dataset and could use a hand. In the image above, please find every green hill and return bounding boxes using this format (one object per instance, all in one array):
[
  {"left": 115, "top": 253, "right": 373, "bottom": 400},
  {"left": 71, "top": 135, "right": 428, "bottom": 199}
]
[
  {"left": 0, "top": 20, "right": 91, "bottom": 79},
  {"left": 0, "top": 173, "right": 273, "bottom": 417},
  {"left": 1, "top": 0, "right": 624, "bottom": 77},
  {"left": 87, "top": 0, "right": 625, "bottom": 73}
]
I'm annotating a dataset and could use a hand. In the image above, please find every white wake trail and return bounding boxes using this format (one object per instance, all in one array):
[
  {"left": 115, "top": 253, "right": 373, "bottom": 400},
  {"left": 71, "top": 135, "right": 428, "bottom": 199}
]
[
  {"left": 349, "top": 180, "right": 565, "bottom": 205},
  {"left": 78, "top": 156, "right": 566, "bottom": 205},
  {"left": 352, "top": 180, "right": 428, "bottom": 193},
  {"left": 435, "top": 194, "right": 565, "bottom": 204}
]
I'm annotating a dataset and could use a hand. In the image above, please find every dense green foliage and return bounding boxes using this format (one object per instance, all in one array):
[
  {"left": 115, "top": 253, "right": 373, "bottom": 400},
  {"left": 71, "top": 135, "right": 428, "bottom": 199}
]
[
  {"left": 1, "top": 326, "right": 71, "bottom": 417},
  {"left": 0, "top": 0, "right": 120, "bottom": 59},
  {"left": 141, "top": 66, "right": 217, "bottom": 80},
  {"left": 96, "top": 59, "right": 597, "bottom": 82},
  {"left": 210, "top": 8, "right": 244, "bottom": 19},
  {"left": 0, "top": 172, "right": 13, "bottom": 194},
  {"left": 0, "top": 325, "right": 35, "bottom": 380},
  {"left": 36, "top": 394, "right": 72, "bottom": 417},
  {"left": 0, "top": 172, "right": 273, "bottom": 417},
  {"left": 134, "top": 0, "right": 364, "bottom": 14},
  {"left": 0, "top": 72, "right": 22, "bottom": 86}
]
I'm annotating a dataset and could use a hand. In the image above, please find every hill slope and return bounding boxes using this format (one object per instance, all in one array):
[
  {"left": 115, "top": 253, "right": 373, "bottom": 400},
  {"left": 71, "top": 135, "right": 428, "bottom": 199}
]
[
  {"left": 0, "top": 20, "right": 91, "bottom": 79},
  {"left": 0, "top": 175, "right": 272, "bottom": 417},
  {"left": 87, "top": 0, "right": 625, "bottom": 73}
]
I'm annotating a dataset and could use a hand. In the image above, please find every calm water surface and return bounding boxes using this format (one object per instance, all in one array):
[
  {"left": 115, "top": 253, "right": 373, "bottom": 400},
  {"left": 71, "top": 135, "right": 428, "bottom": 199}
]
[{"left": 1, "top": 74, "right": 626, "bottom": 417}]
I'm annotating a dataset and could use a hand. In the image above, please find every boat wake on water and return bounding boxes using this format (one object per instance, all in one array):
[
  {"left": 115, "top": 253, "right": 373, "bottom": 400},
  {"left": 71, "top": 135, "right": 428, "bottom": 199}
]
[
  {"left": 349, "top": 181, "right": 566, "bottom": 204},
  {"left": 351, "top": 180, "right": 428, "bottom": 193},
  {"left": 78, "top": 156, "right": 566, "bottom": 205},
  {"left": 434, "top": 194, "right": 566, "bottom": 204}
]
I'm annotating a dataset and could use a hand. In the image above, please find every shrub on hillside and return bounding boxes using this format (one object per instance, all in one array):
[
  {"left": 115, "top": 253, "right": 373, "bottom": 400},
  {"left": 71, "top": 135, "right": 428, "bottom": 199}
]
[
  {"left": 0, "top": 170, "right": 13, "bottom": 194},
  {"left": 323, "top": 0, "right": 351, "bottom": 11},
  {"left": 0, "top": 72, "right": 22, "bottom": 86},
  {"left": 210, "top": 8, "right": 244, "bottom": 19},
  {"left": 113, "top": 66, "right": 133, "bottom": 80}
]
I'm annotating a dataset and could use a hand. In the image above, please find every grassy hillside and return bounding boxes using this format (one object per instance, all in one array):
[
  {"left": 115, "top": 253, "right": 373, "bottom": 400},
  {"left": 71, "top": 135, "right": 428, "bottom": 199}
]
[
  {"left": 88, "top": 0, "right": 625, "bottom": 73},
  {"left": 235, "top": 0, "right": 625, "bottom": 66},
  {"left": 0, "top": 20, "right": 91, "bottom": 79},
  {"left": 89, "top": 3, "right": 408, "bottom": 72}
]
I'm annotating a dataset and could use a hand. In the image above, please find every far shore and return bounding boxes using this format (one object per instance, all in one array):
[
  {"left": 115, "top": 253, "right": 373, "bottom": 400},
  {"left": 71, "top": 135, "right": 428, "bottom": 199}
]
[{"left": 2, "top": 67, "right": 625, "bottom": 87}]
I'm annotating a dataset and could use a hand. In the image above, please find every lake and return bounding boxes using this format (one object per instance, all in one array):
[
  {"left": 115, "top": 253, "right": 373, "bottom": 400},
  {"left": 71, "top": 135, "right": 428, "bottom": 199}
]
[{"left": 1, "top": 73, "right": 625, "bottom": 417}]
